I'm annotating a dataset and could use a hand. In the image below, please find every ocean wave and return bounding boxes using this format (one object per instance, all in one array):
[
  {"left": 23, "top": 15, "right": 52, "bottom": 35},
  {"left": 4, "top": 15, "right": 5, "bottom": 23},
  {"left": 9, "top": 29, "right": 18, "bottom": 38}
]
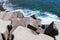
[
  {"left": 1, "top": 0, "right": 60, "bottom": 24},
  {"left": 10, "top": 9, "right": 60, "bottom": 24},
  {"left": 1, "top": 0, "right": 14, "bottom": 11}
]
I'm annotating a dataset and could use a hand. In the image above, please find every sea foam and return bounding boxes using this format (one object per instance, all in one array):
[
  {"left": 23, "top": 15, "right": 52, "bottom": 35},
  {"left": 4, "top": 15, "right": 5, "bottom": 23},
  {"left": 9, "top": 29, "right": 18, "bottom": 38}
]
[
  {"left": 10, "top": 9, "right": 60, "bottom": 24},
  {"left": 1, "top": 0, "right": 60, "bottom": 24}
]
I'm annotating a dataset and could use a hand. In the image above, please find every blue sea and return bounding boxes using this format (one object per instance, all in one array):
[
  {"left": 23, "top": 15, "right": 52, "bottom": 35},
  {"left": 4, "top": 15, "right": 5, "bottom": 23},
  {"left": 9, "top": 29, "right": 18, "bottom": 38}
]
[{"left": 1, "top": 0, "right": 60, "bottom": 24}]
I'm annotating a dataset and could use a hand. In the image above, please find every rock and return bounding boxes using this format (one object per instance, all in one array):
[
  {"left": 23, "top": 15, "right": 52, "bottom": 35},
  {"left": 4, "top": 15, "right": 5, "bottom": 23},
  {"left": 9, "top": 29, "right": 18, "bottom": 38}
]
[
  {"left": 13, "top": 26, "right": 54, "bottom": 40},
  {"left": 0, "top": 6, "right": 5, "bottom": 11}
]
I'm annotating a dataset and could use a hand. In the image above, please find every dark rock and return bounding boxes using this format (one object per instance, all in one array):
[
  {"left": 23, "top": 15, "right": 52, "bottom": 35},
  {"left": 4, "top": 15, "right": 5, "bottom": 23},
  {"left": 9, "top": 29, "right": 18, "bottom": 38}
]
[
  {"left": 27, "top": 24, "right": 37, "bottom": 31},
  {"left": 44, "top": 21, "right": 58, "bottom": 40},
  {"left": 30, "top": 15, "right": 36, "bottom": 19},
  {"left": 41, "top": 25, "right": 45, "bottom": 29},
  {"left": 0, "top": 5, "right": 5, "bottom": 11},
  {"left": 1, "top": 33, "right": 6, "bottom": 40},
  {"left": 7, "top": 25, "right": 12, "bottom": 32}
]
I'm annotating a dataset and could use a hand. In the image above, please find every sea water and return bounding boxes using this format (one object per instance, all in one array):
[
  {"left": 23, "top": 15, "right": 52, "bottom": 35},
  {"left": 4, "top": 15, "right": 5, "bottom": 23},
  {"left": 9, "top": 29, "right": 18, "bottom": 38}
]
[{"left": 1, "top": 0, "right": 60, "bottom": 24}]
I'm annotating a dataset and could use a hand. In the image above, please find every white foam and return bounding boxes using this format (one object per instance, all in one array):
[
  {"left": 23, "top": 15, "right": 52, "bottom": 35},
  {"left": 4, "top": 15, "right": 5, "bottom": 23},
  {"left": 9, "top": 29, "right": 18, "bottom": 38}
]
[
  {"left": 3, "top": 3, "right": 14, "bottom": 11},
  {"left": 1, "top": 0, "right": 14, "bottom": 11},
  {"left": 11, "top": 9, "right": 40, "bottom": 17},
  {"left": 38, "top": 16, "right": 60, "bottom": 24},
  {"left": 9, "top": 9, "right": 60, "bottom": 24},
  {"left": 2, "top": 1, "right": 60, "bottom": 24},
  {"left": 44, "top": 12, "right": 59, "bottom": 19},
  {"left": 37, "top": 12, "right": 60, "bottom": 24}
]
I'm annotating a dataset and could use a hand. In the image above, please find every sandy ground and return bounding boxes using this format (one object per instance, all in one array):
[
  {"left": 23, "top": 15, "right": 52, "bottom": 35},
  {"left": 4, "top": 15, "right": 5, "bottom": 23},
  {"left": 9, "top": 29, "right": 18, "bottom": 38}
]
[{"left": 0, "top": 19, "right": 60, "bottom": 40}]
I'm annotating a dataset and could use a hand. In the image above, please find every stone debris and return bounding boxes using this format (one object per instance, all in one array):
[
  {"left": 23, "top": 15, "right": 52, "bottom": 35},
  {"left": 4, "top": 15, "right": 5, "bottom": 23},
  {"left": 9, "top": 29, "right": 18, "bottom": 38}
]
[{"left": 0, "top": 11, "right": 59, "bottom": 40}]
